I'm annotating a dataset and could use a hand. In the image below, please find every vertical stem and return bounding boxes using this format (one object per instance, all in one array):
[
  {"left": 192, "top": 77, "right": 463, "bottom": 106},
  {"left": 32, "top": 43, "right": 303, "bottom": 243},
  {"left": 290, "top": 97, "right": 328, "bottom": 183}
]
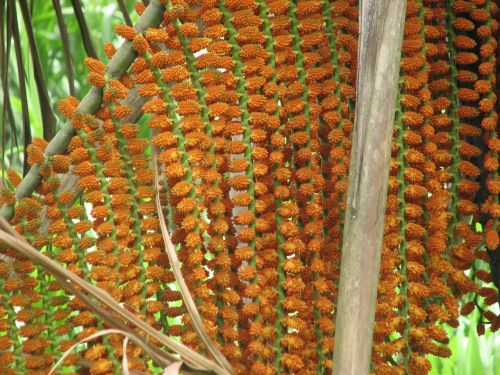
[{"left": 332, "top": 1, "right": 406, "bottom": 374}]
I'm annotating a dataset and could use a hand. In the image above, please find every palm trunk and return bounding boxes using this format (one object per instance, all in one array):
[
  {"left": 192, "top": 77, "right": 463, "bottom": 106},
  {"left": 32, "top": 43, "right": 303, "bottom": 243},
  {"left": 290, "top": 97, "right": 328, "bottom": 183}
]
[{"left": 333, "top": 1, "right": 407, "bottom": 374}]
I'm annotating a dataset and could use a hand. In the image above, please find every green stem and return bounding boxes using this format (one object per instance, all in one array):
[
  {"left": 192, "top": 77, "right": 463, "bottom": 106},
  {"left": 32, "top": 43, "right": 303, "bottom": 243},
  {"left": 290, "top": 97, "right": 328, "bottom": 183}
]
[
  {"left": 444, "top": 0, "right": 463, "bottom": 261},
  {"left": 217, "top": 0, "right": 257, "bottom": 269},
  {"left": 255, "top": 0, "right": 287, "bottom": 370},
  {"left": 416, "top": 0, "right": 432, "bottom": 300},
  {"left": 141, "top": 49, "right": 206, "bottom": 339},
  {"left": 170, "top": 12, "right": 229, "bottom": 344},
  {"left": 394, "top": 89, "right": 412, "bottom": 370},
  {"left": 73, "top": 120, "right": 122, "bottom": 372},
  {"left": 108, "top": 99, "right": 149, "bottom": 315},
  {"left": 218, "top": 0, "right": 260, "bottom": 332},
  {"left": 287, "top": 2, "right": 324, "bottom": 369},
  {"left": 483, "top": 1, "right": 498, "bottom": 243}
]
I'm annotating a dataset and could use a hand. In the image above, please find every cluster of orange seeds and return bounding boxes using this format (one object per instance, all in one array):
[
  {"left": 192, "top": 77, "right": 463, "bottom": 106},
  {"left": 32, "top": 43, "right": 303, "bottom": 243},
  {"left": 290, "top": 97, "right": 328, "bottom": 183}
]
[
  {"left": 372, "top": 0, "right": 500, "bottom": 374},
  {"left": 0, "top": 0, "right": 499, "bottom": 374}
]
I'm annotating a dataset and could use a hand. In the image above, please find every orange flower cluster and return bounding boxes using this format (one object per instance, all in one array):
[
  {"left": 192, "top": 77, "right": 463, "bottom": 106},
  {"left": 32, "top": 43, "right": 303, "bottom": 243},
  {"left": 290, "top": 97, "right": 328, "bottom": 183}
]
[
  {"left": 0, "top": 1, "right": 499, "bottom": 374},
  {"left": 372, "top": 0, "right": 500, "bottom": 374}
]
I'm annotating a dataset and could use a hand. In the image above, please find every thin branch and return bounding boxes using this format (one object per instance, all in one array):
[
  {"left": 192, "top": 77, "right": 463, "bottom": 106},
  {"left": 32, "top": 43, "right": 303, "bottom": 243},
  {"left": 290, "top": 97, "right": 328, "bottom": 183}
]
[
  {"left": 69, "top": 0, "right": 98, "bottom": 59},
  {"left": 18, "top": 0, "right": 58, "bottom": 141},
  {"left": 0, "top": 0, "right": 20, "bottom": 169},
  {"left": 117, "top": 0, "right": 133, "bottom": 27},
  {"left": 51, "top": 0, "right": 75, "bottom": 96},
  {"left": 10, "top": 0, "right": 31, "bottom": 175}
]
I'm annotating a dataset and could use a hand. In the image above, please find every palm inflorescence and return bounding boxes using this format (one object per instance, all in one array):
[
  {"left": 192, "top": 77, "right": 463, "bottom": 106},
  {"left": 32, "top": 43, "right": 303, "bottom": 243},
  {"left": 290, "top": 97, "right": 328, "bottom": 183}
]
[{"left": 0, "top": 0, "right": 499, "bottom": 374}]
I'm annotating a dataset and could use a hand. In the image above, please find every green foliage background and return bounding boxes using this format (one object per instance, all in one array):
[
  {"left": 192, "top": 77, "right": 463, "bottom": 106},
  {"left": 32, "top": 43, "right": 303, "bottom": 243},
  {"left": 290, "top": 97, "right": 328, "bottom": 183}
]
[
  {"left": 427, "top": 311, "right": 500, "bottom": 375},
  {"left": 0, "top": 1, "right": 499, "bottom": 373}
]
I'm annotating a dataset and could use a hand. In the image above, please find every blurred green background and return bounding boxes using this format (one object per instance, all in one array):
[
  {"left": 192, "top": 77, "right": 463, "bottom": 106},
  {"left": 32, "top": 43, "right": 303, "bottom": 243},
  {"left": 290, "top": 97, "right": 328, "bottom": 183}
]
[{"left": 428, "top": 309, "right": 500, "bottom": 375}]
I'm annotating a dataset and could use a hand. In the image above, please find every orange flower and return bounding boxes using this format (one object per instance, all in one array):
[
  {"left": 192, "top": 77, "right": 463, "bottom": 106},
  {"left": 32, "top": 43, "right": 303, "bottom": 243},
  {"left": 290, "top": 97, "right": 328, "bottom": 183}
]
[
  {"left": 486, "top": 230, "right": 499, "bottom": 251},
  {"left": 6, "top": 169, "right": 21, "bottom": 187},
  {"left": 148, "top": 115, "right": 172, "bottom": 130},
  {"left": 90, "top": 359, "right": 113, "bottom": 375},
  {"left": 409, "top": 354, "right": 432, "bottom": 373},
  {"left": 133, "top": 1, "right": 145, "bottom": 15},
  {"left": 152, "top": 131, "right": 177, "bottom": 147},
  {"left": 87, "top": 72, "right": 106, "bottom": 87},
  {"left": 479, "top": 61, "right": 494, "bottom": 76},
  {"left": 57, "top": 96, "right": 80, "bottom": 118},
  {"left": 482, "top": 116, "right": 498, "bottom": 131},
  {"left": 103, "top": 42, "right": 116, "bottom": 59},
  {"left": 26, "top": 144, "right": 45, "bottom": 166},
  {"left": 480, "top": 42, "right": 495, "bottom": 58},
  {"left": 145, "top": 27, "right": 169, "bottom": 42},
  {"left": 142, "top": 98, "right": 166, "bottom": 114},
  {"left": 459, "top": 123, "right": 482, "bottom": 137},
  {"left": 238, "top": 265, "right": 256, "bottom": 281},
  {"left": 469, "top": 6, "right": 488, "bottom": 22},
  {"left": 457, "top": 88, "right": 479, "bottom": 102},
  {"left": 114, "top": 24, "right": 136, "bottom": 40},
  {"left": 476, "top": 24, "right": 492, "bottom": 39},
  {"left": 474, "top": 78, "right": 491, "bottom": 93},
  {"left": 130, "top": 57, "right": 149, "bottom": 77},
  {"left": 400, "top": 55, "right": 425, "bottom": 72},
  {"left": 237, "top": 227, "right": 256, "bottom": 243},
  {"left": 84, "top": 57, "right": 106, "bottom": 75},
  {"left": 457, "top": 69, "right": 477, "bottom": 83},
  {"left": 453, "top": 17, "right": 474, "bottom": 31},
  {"left": 162, "top": 65, "right": 190, "bottom": 82},
  {"left": 487, "top": 137, "right": 500, "bottom": 152},
  {"left": 282, "top": 258, "right": 304, "bottom": 274},
  {"left": 76, "top": 175, "right": 100, "bottom": 192}
]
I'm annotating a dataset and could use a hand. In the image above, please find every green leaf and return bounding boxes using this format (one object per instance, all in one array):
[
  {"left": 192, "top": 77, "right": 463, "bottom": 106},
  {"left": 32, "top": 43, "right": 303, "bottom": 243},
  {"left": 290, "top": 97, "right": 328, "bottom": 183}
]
[{"left": 466, "top": 326, "right": 485, "bottom": 375}]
